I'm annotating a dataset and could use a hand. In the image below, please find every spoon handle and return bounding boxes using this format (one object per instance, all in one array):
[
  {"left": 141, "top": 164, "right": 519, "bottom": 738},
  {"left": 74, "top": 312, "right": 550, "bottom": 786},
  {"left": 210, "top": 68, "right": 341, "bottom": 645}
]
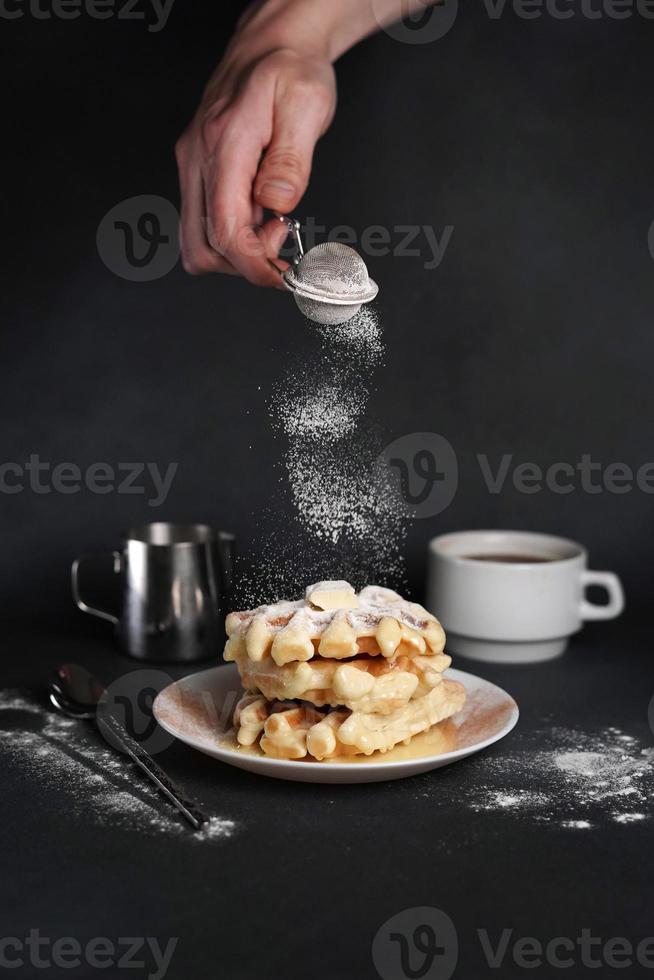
[{"left": 97, "top": 713, "right": 207, "bottom": 831}]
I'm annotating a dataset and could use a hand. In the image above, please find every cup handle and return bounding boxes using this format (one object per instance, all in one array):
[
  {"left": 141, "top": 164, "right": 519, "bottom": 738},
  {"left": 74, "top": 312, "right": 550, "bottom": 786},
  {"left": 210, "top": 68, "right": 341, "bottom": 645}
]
[
  {"left": 580, "top": 570, "right": 625, "bottom": 621},
  {"left": 71, "top": 551, "right": 121, "bottom": 625}
]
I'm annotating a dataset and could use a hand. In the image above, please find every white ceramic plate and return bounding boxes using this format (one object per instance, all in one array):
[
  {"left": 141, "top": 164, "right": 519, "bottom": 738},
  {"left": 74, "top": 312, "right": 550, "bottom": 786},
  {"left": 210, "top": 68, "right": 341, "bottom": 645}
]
[{"left": 153, "top": 664, "right": 519, "bottom": 784}]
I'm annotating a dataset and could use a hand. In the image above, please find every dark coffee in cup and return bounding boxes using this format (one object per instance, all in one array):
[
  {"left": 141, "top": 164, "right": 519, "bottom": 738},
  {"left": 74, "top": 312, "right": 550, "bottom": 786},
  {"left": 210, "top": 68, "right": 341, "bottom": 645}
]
[
  {"left": 427, "top": 530, "right": 625, "bottom": 663},
  {"left": 464, "top": 553, "right": 553, "bottom": 564}
]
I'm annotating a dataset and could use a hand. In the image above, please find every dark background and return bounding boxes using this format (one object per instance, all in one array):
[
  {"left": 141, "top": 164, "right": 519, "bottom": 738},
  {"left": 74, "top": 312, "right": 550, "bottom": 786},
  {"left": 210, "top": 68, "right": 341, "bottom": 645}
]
[
  {"left": 1, "top": 2, "right": 653, "bottom": 979},
  {"left": 3, "top": 0, "right": 654, "bottom": 623}
]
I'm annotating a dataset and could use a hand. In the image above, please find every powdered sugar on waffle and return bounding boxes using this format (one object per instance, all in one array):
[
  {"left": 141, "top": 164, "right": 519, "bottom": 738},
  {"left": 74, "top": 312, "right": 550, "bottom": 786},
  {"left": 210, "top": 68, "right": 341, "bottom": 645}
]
[{"left": 227, "top": 585, "right": 434, "bottom": 637}]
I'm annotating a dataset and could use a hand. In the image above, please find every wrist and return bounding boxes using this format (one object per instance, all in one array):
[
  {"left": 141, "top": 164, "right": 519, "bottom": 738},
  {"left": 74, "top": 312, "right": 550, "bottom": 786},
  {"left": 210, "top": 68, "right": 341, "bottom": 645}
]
[{"left": 233, "top": 0, "right": 375, "bottom": 64}]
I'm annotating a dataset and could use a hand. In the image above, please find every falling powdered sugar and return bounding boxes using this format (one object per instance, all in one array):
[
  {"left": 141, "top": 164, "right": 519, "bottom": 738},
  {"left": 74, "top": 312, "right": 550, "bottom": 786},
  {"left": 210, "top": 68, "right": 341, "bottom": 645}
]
[
  {"left": 314, "top": 306, "right": 384, "bottom": 367},
  {"left": 0, "top": 689, "right": 236, "bottom": 842},
  {"left": 275, "top": 383, "right": 363, "bottom": 443},
  {"left": 239, "top": 305, "right": 408, "bottom": 605},
  {"left": 283, "top": 429, "right": 403, "bottom": 546}
]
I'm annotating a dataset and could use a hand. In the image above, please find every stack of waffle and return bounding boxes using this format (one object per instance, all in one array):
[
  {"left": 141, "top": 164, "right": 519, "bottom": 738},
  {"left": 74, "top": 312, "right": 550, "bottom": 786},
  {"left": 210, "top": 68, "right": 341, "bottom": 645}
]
[{"left": 224, "top": 581, "right": 466, "bottom": 761}]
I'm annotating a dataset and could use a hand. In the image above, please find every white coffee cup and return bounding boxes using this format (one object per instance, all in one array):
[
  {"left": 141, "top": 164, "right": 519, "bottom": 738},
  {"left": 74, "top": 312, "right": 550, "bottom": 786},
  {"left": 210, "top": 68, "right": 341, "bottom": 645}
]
[{"left": 426, "top": 530, "right": 625, "bottom": 664}]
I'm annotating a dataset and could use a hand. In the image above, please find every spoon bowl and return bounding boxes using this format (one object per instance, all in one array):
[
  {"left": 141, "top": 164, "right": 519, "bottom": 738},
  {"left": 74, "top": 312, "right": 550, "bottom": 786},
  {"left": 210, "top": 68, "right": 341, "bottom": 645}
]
[
  {"left": 50, "top": 664, "right": 103, "bottom": 719},
  {"left": 48, "top": 663, "right": 207, "bottom": 830}
]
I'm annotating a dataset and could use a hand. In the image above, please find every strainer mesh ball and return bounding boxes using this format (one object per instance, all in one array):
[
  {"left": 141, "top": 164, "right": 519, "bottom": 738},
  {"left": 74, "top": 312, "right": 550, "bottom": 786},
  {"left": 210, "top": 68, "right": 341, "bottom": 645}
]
[
  {"left": 294, "top": 294, "right": 363, "bottom": 326},
  {"left": 295, "top": 243, "right": 371, "bottom": 296},
  {"left": 284, "top": 242, "right": 378, "bottom": 325}
]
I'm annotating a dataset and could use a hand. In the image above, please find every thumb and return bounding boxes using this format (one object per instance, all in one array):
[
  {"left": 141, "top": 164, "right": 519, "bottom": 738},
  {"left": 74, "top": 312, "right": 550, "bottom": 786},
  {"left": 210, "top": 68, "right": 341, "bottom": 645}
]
[{"left": 254, "top": 84, "right": 332, "bottom": 214}]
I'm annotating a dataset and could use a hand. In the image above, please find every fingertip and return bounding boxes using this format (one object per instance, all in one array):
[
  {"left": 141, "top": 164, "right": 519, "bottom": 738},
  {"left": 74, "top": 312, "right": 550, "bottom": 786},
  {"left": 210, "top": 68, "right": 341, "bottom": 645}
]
[
  {"left": 255, "top": 180, "right": 301, "bottom": 214},
  {"left": 260, "top": 217, "right": 292, "bottom": 256},
  {"left": 246, "top": 260, "right": 286, "bottom": 289}
]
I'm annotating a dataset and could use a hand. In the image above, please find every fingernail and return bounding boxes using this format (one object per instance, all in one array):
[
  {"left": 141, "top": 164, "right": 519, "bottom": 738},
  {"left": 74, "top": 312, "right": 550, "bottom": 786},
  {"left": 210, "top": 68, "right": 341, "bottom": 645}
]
[{"left": 259, "top": 180, "right": 296, "bottom": 200}]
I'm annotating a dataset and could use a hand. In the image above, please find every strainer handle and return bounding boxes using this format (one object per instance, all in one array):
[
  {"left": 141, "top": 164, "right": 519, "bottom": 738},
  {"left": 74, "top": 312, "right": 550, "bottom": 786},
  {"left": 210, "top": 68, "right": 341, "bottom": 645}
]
[{"left": 276, "top": 213, "right": 304, "bottom": 264}]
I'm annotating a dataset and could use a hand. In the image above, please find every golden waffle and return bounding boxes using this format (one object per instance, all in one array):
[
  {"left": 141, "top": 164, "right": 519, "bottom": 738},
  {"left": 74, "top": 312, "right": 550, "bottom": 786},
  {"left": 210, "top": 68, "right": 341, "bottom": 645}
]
[
  {"left": 225, "top": 583, "right": 445, "bottom": 667},
  {"left": 233, "top": 680, "right": 467, "bottom": 760},
  {"left": 228, "top": 643, "right": 452, "bottom": 714}
]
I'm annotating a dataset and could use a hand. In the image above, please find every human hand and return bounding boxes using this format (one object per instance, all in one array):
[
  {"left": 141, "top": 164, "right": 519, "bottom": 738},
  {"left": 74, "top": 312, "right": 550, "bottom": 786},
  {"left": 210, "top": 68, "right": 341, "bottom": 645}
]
[{"left": 176, "top": 6, "right": 337, "bottom": 286}]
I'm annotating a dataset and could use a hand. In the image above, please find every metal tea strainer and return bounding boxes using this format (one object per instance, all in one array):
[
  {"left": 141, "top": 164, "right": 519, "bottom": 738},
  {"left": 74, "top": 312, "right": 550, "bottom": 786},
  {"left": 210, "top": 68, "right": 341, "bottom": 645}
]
[{"left": 276, "top": 215, "right": 378, "bottom": 325}]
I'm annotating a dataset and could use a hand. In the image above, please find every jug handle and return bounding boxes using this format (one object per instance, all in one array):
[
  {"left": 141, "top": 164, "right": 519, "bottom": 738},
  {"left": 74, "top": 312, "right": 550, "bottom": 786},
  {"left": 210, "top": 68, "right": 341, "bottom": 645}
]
[
  {"left": 216, "top": 532, "right": 236, "bottom": 608},
  {"left": 71, "top": 551, "right": 121, "bottom": 625}
]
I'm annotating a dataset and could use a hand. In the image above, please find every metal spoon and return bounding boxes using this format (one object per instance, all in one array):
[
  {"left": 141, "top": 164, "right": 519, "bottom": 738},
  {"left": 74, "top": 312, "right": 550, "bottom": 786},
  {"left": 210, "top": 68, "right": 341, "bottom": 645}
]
[{"left": 50, "top": 664, "right": 207, "bottom": 831}]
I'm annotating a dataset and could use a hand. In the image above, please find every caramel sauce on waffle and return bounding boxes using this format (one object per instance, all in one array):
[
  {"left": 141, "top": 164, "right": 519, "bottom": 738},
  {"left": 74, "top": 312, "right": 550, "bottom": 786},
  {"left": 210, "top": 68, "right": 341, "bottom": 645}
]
[{"left": 219, "top": 717, "right": 459, "bottom": 764}]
